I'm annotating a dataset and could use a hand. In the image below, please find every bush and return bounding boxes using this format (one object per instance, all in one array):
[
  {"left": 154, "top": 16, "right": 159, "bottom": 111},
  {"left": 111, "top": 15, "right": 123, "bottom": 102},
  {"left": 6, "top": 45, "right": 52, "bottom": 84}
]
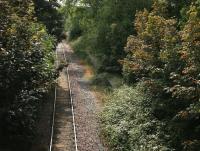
[
  {"left": 64, "top": 0, "right": 152, "bottom": 72},
  {"left": 0, "top": 0, "right": 56, "bottom": 148},
  {"left": 101, "top": 84, "right": 173, "bottom": 151},
  {"left": 68, "top": 24, "right": 82, "bottom": 41},
  {"left": 122, "top": 1, "right": 200, "bottom": 150},
  {"left": 91, "top": 73, "right": 112, "bottom": 88}
]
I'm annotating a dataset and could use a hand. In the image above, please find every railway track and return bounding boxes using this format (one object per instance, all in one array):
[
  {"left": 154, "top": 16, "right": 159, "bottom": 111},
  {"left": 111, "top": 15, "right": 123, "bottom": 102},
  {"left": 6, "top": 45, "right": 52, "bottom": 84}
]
[{"left": 49, "top": 43, "right": 78, "bottom": 151}]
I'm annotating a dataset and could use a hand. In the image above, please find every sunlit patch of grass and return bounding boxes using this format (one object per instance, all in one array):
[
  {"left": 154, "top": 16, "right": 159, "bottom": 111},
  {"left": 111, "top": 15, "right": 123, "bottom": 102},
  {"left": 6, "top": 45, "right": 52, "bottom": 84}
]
[{"left": 83, "top": 65, "right": 94, "bottom": 80}]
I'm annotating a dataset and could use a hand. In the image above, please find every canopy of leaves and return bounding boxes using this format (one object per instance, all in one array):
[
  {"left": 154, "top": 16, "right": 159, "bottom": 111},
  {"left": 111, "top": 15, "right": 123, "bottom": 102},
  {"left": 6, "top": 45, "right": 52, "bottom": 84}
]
[
  {"left": 122, "top": 0, "right": 200, "bottom": 150},
  {"left": 0, "top": 0, "right": 56, "bottom": 149},
  {"left": 33, "top": 0, "right": 64, "bottom": 39},
  {"left": 64, "top": 0, "right": 152, "bottom": 72}
]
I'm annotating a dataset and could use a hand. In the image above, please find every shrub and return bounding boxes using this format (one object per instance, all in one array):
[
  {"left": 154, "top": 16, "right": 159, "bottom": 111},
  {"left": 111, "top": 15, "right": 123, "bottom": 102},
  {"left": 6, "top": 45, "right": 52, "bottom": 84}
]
[
  {"left": 122, "top": 1, "right": 200, "bottom": 150},
  {"left": 101, "top": 84, "right": 173, "bottom": 151},
  {"left": 64, "top": 0, "right": 153, "bottom": 72},
  {"left": 0, "top": 0, "right": 56, "bottom": 148}
]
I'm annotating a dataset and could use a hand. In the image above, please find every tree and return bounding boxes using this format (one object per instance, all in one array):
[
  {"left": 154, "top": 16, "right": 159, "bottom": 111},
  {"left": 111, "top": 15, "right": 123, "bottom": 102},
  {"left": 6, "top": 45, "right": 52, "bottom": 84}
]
[
  {"left": 122, "top": 1, "right": 200, "bottom": 150},
  {"left": 64, "top": 0, "right": 152, "bottom": 72},
  {"left": 0, "top": 0, "right": 56, "bottom": 149},
  {"left": 33, "top": 0, "right": 64, "bottom": 39}
]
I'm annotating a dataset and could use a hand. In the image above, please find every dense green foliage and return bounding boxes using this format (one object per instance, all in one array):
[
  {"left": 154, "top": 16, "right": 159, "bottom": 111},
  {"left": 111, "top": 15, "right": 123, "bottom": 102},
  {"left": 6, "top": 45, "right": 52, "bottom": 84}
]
[
  {"left": 121, "top": 0, "right": 200, "bottom": 150},
  {"left": 101, "top": 84, "right": 173, "bottom": 151},
  {"left": 33, "top": 0, "right": 64, "bottom": 39},
  {"left": 1, "top": 0, "right": 200, "bottom": 150},
  {"left": 64, "top": 0, "right": 152, "bottom": 72},
  {"left": 0, "top": 0, "right": 57, "bottom": 149},
  {"left": 64, "top": 0, "right": 200, "bottom": 150},
  {"left": 61, "top": 0, "right": 200, "bottom": 150}
]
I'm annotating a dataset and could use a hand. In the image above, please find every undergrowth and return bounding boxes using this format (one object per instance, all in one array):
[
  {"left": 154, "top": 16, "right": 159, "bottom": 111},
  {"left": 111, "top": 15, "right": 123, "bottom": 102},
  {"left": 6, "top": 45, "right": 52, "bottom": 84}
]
[{"left": 100, "top": 83, "right": 174, "bottom": 151}]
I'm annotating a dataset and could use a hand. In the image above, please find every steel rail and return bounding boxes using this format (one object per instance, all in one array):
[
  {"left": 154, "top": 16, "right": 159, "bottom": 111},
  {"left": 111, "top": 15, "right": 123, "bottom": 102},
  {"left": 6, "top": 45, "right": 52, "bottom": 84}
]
[
  {"left": 61, "top": 43, "right": 79, "bottom": 151},
  {"left": 49, "top": 50, "right": 58, "bottom": 151},
  {"left": 49, "top": 43, "right": 78, "bottom": 151}
]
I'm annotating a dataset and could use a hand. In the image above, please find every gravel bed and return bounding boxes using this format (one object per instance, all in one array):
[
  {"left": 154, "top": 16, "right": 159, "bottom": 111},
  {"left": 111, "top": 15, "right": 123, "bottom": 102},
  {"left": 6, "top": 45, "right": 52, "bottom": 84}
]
[{"left": 63, "top": 43, "right": 107, "bottom": 151}]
